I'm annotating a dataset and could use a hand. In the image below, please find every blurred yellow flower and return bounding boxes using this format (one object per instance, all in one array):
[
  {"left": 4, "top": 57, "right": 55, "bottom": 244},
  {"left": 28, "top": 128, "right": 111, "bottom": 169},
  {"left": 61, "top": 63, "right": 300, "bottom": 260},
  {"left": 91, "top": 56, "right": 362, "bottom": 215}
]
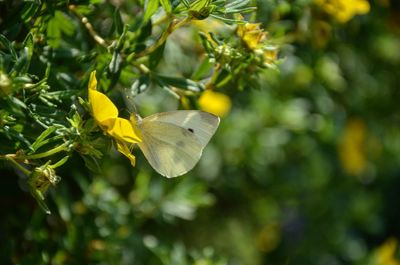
[
  {"left": 338, "top": 119, "right": 367, "bottom": 175},
  {"left": 256, "top": 222, "right": 281, "bottom": 253},
  {"left": 315, "top": 0, "right": 370, "bottom": 23},
  {"left": 237, "top": 22, "right": 266, "bottom": 50},
  {"left": 237, "top": 22, "right": 278, "bottom": 67},
  {"left": 312, "top": 20, "right": 332, "bottom": 48},
  {"left": 199, "top": 90, "right": 231, "bottom": 117},
  {"left": 88, "top": 71, "right": 141, "bottom": 166},
  {"left": 191, "top": 17, "right": 226, "bottom": 34},
  {"left": 375, "top": 238, "right": 400, "bottom": 265},
  {"left": 262, "top": 46, "right": 279, "bottom": 67}
]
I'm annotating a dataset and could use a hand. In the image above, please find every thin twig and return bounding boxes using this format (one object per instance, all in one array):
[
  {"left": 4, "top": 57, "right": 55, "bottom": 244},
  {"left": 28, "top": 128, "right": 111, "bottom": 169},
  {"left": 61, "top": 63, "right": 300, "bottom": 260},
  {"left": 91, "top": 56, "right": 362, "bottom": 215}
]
[
  {"left": 134, "top": 16, "right": 192, "bottom": 58},
  {"left": 69, "top": 5, "right": 109, "bottom": 48},
  {"left": 4, "top": 155, "right": 31, "bottom": 176}
]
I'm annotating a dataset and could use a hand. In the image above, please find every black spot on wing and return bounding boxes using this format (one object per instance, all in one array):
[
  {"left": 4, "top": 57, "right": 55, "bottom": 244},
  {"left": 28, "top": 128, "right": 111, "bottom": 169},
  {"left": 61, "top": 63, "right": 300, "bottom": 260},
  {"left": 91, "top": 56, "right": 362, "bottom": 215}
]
[{"left": 188, "top": 128, "right": 194, "bottom": 133}]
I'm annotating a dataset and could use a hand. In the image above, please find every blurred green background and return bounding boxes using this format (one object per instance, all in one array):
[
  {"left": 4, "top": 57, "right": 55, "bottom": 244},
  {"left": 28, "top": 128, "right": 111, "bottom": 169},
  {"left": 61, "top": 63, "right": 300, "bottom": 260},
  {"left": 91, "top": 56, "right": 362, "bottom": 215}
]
[{"left": 1, "top": 0, "right": 400, "bottom": 264}]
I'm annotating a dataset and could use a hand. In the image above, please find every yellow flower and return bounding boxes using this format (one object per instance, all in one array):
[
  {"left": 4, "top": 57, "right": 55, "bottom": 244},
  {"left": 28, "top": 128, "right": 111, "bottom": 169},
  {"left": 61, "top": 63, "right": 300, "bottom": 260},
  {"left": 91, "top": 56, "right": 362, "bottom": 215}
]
[
  {"left": 191, "top": 17, "right": 225, "bottom": 34},
  {"left": 236, "top": 22, "right": 278, "bottom": 66},
  {"left": 88, "top": 71, "right": 141, "bottom": 166},
  {"left": 338, "top": 119, "right": 367, "bottom": 176},
  {"left": 315, "top": 0, "right": 370, "bottom": 23},
  {"left": 199, "top": 90, "right": 231, "bottom": 117},
  {"left": 256, "top": 222, "right": 281, "bottom": 253},
  {"left": 375, "top": 238, "right": 400, "bottom": 265},
  {"left": 237, "top": 22, "right": 267, "bottom": 50},
  {"left": 262, "top": 46, "right": 279, "bottom": 67}
]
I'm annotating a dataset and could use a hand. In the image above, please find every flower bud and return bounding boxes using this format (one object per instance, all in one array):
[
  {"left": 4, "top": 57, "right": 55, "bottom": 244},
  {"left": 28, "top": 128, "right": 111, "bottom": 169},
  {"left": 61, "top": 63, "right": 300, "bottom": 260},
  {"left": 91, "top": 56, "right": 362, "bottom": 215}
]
[
  {"left": 0, "top": 72, "right": 12, "bottom": 96},
  {"left": 28, "top": 164, "right": 60, "bottom": 196}
]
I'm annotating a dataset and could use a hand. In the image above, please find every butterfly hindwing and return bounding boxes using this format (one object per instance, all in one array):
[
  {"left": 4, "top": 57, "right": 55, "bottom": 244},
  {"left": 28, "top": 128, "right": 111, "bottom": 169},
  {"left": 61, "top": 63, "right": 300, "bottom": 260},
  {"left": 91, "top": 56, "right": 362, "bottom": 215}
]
[{"left": 137, "top": 121, "right": 204, "bottom": 178}]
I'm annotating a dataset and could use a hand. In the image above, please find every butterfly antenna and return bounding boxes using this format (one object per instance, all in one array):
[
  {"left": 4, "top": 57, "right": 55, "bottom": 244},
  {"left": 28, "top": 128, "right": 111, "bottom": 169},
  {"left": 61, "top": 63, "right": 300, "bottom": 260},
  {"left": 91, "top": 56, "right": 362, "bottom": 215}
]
[
  {"left": 129, "top": 96, "right": 138, "bottom": 114},
  {"left": 122, "top": 88, "right": 138, "bottom": 113}
]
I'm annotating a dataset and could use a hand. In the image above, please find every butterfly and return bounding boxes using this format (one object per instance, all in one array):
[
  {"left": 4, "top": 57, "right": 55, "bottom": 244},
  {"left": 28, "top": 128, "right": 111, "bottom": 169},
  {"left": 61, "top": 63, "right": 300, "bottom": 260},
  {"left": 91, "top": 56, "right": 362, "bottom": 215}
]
[
  {"left": 132, "top": 110, "right": 220, "bottom": 178},
  {"left": 88, "top": 71, "right": 220, "bottom": 177}
]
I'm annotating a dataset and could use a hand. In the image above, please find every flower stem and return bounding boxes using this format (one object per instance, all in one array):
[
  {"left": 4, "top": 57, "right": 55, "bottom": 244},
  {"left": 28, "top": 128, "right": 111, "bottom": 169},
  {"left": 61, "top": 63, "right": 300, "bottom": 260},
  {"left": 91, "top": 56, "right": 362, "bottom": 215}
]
[
  {"left": 21, "top": 142, "right": 71, "bottom": 160},
  {"left": 4, "top": 155, "right": 31, "bottom": 176},
  {"left": 205, "top": 64, "right": 222, "bottom": 90}
]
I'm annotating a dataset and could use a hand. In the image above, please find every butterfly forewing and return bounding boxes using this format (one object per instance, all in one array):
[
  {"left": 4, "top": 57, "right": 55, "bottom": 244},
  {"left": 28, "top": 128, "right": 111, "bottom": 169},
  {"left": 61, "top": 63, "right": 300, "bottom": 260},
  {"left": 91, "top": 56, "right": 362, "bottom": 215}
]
[
  {"left": 142, "top": 111, "right": 220, "bottom": 146},
  {"left": 136, "top": 110, "right": 220, "bottom": 178}
]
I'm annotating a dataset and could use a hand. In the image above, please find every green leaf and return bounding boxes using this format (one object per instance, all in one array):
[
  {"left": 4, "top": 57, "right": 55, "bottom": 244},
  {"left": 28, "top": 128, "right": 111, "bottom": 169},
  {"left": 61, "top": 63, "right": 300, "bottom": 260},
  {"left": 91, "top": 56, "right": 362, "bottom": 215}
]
[
  {"left": 30, "top": 126, "right": 58, "bottom": 152},
  {"left": 116, "top": 24, "right": 129, "bottom": 51},
  {"left": 12, "top": 33, "right": 33, "bottom": 75},
  {"left": 44, "top": 63, "right": 51, "bottom": 78},
  {"left": 125, "top": 75, "right": 150, "bottom": 99},
  {"left": 56, "top": 12, "right": 75, "bottom": 36},
  {"left": 135, "top": 20, "right": 153, "bottom": 44},
  {"left": 223, "top": 7, "right": 256, "bottom": 14},
  {"left": 149, "top": 42, "right": 165, "bottom": 69},
  {"left": 191, "top": 57, "right": 213, "bottom": 80},
  {"left": 21, "top": 33, "right": 34, "bottom": 73},
  {"left": 51, "top": 155, "right": 70, "bottom": 169},
  {"left": 143, "top": 0, "right": 159, "bottom": 24},
  {"left": 109, "top": 50, "right": 123, "bottom": 74},
  {"left": 225, "top": 0, "right": 250, "bottom": 9},
  {"left": 30, "top": 188, "right": 51, "bottom": 214},
  {"left": 155, "top": 74, "right": 204, "bottom": 92},
  {"left": 190, "top": 0, "right": 210, "bottom": 12},
  {"left": 11, "top": 47, "right": 30, "bottom": 75},
  {"left": 47, "top": 14, "right": 61, "bottom": 48},
  {"left": 10, "top": 96, "right": 27, "bottom": 110},
  {"left": 81, "top": 155, "right": 102, "bottom": 173},
  {"left": 181, "top": 0, "right": 190, "bottom": 8},
  {"left": 0, "top": 34, "right": 17, "bottom": 61},
  {"left": 47, "top": 11, "right": 74, "bottom": 48},
  {"left": 20, "top": 3, "right": 40, "bottom": 23},
  {"left": 198, "top": 32, "right": 216, "bottom": 57},
  {"left": 188, "top": 0, "right": 212, "bottom": 19},
  {"left": 3, "top": 125, "right": 32, "bottom": 150},
  {"left": 113, "top": 8, "right": 124, "bottom": 35},
  {"left": 160, "top": 0, "right": 172, "bottom": 13},
  {"left": 209, "top": 14, "right": 246, "bottom": 24}
]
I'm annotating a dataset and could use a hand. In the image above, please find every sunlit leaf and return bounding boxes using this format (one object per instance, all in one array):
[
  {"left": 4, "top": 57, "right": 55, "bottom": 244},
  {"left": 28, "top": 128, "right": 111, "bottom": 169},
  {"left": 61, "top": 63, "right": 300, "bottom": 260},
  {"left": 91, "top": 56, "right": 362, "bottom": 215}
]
[
  {"left": 160, "top": 0, "right": 172, "bottom": 13},
  {"left": 143, "top": 0, "right": 159, "bottom": 24}
]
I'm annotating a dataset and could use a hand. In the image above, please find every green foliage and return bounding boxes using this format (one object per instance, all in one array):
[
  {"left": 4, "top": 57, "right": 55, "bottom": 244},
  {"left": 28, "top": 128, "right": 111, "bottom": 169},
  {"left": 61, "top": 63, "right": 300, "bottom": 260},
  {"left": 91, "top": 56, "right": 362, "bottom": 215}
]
[{"left": 1, "top": 0, "right": 400, "bottom": 264}]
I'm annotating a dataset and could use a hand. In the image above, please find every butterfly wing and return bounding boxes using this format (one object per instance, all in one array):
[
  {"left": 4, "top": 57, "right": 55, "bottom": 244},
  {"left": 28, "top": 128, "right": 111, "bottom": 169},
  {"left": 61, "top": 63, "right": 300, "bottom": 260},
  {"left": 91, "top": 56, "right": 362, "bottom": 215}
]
[
  {"left": 137, "top": 122, "right": 203, "bottom": 178},
  {"left": 137, "top": 110, "right": 220, "bottom": 178},
  {"left": 142, "top": 110, "right": 220, "bottom": 146}
]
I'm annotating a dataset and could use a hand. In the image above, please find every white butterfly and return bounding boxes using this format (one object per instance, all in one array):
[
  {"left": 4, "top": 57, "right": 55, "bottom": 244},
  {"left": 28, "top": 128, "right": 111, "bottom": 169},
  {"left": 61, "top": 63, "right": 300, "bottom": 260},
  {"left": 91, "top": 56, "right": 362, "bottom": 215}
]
[{"left": 133, "top": 110, "right": 220, "bottom": 178}]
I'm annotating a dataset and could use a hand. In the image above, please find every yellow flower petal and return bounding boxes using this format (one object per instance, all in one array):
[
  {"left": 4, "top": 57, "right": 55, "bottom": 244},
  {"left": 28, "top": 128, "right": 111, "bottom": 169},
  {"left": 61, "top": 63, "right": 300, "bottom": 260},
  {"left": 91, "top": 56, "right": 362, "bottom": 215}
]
[
  {"left": 199, "top": 90, "right": 231, "bottom": 117},
  {"left": 108, "top": 117, "right": 142, "bottom": 144},
  {"left": 376, "top": 238, "right": 400, "bottom": 265},
  {"left": 192, "top": 18, "right": 225, "bottom": 34},
  {"left": 263, "top": 47, "right": 278, "bottom": 65},
  {"left": 88, "top": 71, "right": 141, "bottom": 143},
  {"left": 89, "top": 89, "right": 119, "bottom": 129},
  {"left": 88, "top": 71, "right": 118, "bottom": 129},
  {"left": 88, "top": 71, "right": 98, "bottom": 91},
  {"left": 315, "top": 0, "right": 370, "bottom": 23},
  {"left": 338, "top": 119, "right": 367, "bottom": 175},
  {"left": 116, "top": 141, "right": 136, "bottom": 167},
  {"left": 237, "top": 23, "right": 266, "bottom": 50}
]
